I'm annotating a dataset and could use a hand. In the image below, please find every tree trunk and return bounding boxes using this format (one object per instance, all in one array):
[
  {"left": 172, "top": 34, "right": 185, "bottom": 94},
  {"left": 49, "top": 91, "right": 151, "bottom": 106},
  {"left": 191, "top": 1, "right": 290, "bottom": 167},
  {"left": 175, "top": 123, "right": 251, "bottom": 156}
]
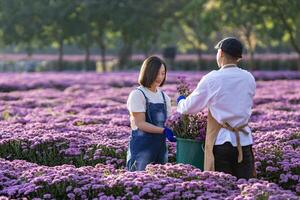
[
  {"left": 143, "top": 49, "right": 149, "bottom": 59},
  {"left": 118, "top": 33, "right": 133, "bottom": 70},
  {"left": 99, "top": 40, "right": 107, "bottom": 72},
  {"left": 297, "top": 54, "right": 300, "bottom": 71},
  {"left": 58, "top": 38, "right": 64, "bottom": 71},
  {"left": 244, "top": 28, "right": 256, "bottom": 71},
  {"left": 249, "top": 49, "right": 255, "bottom": 71},
  {"left": 84, "top": 46, "right": 90, "bottom": 71},
  {"left": 26, "top": 44, "right": 33, "bottom": 58},
  {"left": 118, "top": 42, "right": 132, "bottom": 70},
  {"left": 196, "top": 49, "right": 202, "bottom": 70}
]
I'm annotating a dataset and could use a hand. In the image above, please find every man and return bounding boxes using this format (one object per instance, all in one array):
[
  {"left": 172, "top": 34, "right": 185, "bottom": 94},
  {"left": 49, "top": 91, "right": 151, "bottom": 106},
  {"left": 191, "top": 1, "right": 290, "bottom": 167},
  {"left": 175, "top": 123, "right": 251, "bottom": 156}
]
[{"left": 177, "top": 37, "right": 256, "bottom": 179}]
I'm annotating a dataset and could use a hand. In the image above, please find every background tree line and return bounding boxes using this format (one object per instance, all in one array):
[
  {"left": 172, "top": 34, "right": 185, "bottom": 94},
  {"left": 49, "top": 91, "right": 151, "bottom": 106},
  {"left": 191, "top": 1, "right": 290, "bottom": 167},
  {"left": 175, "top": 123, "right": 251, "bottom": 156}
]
[{"left": 0, "top": 0, "right": 299, "bottom": 71}]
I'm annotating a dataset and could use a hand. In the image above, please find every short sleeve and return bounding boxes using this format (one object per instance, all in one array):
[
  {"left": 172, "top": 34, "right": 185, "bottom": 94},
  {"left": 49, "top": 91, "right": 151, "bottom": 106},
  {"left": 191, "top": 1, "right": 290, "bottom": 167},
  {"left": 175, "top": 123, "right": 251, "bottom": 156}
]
[
  {"left": 164, "top": 93, "right": 172, "bottom": 117},
  {"left": 127, "top": 90, "right": 146, "bottom": 113}
]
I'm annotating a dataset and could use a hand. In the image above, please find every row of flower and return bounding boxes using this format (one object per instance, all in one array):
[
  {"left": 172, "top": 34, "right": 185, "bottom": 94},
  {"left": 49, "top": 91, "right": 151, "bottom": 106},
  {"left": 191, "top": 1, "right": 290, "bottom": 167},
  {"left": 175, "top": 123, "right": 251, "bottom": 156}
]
[
  {"left": 0, "top": 72, "right": 299, "bottom": 197},
  {"left": 0, "top": 159, "right": 298, "bottom": 199},
  {"left": 0, "top": 71, "right": 300, "bottom": 92}
]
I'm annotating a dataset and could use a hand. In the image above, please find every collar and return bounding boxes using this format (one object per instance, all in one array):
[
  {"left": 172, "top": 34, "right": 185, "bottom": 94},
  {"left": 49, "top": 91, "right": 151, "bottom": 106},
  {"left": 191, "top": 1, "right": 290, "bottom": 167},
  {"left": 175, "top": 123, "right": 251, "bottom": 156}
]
[
  {"left": 143, "top": 86, "right": 159, "bottom": 94},
  {"left": 220, "top": 64, "right": 238, "bottom": 70}
]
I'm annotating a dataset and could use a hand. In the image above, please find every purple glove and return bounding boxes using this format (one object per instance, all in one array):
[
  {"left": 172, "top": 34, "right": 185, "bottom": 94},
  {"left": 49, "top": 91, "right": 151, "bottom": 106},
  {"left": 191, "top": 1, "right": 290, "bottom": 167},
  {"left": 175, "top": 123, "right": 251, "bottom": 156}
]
[
  {"left": 163, "top": 127, "right": 177, "bottom": 142},
  {"left": 176, "top": 95, "right": 186, "bottom": 104}
]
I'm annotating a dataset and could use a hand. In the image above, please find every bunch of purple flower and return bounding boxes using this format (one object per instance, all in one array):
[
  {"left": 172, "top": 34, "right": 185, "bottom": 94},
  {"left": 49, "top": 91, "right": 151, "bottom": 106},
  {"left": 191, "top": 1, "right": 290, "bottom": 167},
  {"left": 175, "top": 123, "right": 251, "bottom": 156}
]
[{"left": 167, "top": 77, "right": 207, "bottom": 141}]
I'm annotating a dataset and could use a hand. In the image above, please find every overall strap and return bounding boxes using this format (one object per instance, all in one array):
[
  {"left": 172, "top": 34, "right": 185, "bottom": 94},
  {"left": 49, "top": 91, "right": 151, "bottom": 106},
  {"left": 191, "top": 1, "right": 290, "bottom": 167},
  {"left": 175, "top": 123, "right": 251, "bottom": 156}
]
[
  {"left": 136, "top": 88, "right": 153, "bottom": 123},
  {"left": 136, "top": 88, "right": 149, "bottom": 104},
  {"left": 161, "top": 91, "right": 167, "bottom": 118}
]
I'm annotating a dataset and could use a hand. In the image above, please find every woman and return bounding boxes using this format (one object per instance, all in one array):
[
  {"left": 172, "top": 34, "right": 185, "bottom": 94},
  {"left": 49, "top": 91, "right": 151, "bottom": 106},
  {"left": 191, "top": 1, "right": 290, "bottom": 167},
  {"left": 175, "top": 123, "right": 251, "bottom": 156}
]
[{"left": 126, "top": 56, "right": 176, "bottom": 171}]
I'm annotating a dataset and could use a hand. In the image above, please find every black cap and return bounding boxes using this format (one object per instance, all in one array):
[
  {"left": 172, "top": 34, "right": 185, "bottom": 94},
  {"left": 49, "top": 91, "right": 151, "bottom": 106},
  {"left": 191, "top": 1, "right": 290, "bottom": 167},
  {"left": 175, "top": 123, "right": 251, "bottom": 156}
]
[{"left": 215, "top": 37, "right": 243, "bottom": 58}]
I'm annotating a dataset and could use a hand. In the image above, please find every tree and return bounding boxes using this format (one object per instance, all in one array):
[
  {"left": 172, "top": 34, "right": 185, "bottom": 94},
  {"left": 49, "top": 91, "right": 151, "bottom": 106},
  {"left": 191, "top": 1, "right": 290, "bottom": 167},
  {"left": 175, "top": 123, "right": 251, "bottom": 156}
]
[
  {"left": 88, "top": 0, "right": 114, "bottom": 72},
  {"left": 177, "top": 0, "right": 220, "bottom": 69},
  {"left": 258, "top": 0, "right": 300, "bottom": 70},
  {"left": 40, "top": 0, "right": 79, "bottom": 70},
  {"left": 71, "top": 1, "right": 95, "bottom": 70},
  {"left": 110, "top": 0, "right": 183, "bottom": 69},
  {"left": 71, "top": 0, "right": 115, "bottom": 72},
  {"left": 219, "top": 0, "right": 264, "bottom": 70},
  {"left": 0, "top": 0, "right": 43, "bottom": 56},
  {"left": 133, "top": 0, "right": 184, "bottom": 58}
]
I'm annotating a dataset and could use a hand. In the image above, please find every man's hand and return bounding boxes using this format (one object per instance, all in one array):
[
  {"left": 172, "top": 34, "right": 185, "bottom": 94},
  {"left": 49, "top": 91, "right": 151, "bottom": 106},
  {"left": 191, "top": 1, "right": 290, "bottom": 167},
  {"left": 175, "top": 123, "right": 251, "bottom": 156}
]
[{"left": 176, "top": 95, "right": 186, "bottom": 105}]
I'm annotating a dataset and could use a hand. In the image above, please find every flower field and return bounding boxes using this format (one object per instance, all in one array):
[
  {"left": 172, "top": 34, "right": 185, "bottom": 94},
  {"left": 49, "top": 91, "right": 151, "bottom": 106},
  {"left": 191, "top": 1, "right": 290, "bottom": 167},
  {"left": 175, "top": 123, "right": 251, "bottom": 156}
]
[{"left": 0, "top": 71, "right": 299, "bottom": 199}]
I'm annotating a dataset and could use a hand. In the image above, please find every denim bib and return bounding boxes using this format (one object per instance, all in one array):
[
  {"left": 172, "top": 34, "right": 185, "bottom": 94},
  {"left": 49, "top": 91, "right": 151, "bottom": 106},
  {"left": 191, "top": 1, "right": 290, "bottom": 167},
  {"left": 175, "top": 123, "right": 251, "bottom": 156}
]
[{"left": 126, "top": 88, "right": 168, "bottom": 171}]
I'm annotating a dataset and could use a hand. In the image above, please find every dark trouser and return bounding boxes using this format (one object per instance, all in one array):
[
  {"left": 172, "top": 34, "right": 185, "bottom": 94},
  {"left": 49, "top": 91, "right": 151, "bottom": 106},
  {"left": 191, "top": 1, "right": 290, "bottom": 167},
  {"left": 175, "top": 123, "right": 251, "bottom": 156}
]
[{"left": 213, "top": 142, "right": 254, "bottom": 180}]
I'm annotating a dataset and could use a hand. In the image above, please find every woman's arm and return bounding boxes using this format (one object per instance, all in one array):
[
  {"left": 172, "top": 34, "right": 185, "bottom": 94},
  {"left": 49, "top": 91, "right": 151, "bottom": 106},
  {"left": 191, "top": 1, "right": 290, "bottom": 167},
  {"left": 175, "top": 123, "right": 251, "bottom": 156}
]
[{"left": 132, "top": 112, "right": 164, "bottom": 134}]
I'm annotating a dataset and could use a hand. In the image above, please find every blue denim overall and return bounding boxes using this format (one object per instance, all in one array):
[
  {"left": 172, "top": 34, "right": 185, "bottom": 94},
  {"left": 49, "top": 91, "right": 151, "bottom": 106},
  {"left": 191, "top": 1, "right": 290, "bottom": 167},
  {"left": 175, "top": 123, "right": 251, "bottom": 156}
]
[{"left": 126, "top": 88, "right": 168, "bottom": 171}]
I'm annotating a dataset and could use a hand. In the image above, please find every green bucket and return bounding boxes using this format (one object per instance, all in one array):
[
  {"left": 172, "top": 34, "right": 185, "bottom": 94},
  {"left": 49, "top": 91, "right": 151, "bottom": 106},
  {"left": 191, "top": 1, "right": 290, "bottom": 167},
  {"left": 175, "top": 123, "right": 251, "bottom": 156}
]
[{"left": 176, "top": 137, "right": 205, "bottom": 170}]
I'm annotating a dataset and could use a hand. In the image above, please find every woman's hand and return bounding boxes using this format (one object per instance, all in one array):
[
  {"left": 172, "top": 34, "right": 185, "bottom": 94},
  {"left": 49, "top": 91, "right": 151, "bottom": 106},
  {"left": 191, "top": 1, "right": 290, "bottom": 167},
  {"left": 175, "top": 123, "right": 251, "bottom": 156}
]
[{"left": 163, "top": 127, "right": 177, "bottom": 142}]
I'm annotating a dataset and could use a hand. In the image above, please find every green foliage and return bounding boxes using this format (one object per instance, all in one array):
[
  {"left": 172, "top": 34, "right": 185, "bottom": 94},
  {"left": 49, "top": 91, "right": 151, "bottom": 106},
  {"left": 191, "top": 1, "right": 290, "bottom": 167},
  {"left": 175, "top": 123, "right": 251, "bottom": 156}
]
[
  {"left": 0, "top": 139, "right": 127, "bottom": 168},
  {"left": 2, "top": 109, "right": 11, "bottom": 120},
  {"left": 0, "top": 0, "right": 299, "bottom": 70}
]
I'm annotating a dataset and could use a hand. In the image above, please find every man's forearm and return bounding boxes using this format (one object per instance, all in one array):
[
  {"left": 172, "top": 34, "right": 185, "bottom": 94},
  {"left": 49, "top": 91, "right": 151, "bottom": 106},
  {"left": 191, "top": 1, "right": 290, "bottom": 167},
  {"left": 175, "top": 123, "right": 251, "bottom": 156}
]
[{"left": 177, "top": 99, "right": 189, "bottom": 114}]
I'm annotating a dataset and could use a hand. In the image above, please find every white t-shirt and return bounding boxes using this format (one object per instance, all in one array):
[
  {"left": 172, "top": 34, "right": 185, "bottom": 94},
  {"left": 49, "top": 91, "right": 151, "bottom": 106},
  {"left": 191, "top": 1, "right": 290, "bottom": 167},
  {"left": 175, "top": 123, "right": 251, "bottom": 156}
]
[
  {"left": 177, "top": 65, "right": 256, "bottom": 146},
  {"left": 127, "top": 86, "right": 172, "bottom": 130}
]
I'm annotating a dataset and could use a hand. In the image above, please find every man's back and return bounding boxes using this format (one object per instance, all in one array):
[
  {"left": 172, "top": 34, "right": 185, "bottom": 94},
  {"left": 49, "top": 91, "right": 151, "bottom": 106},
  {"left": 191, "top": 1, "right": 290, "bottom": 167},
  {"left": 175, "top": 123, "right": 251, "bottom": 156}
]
[{"left": 207, "top": 66, "right": 256, "bottom": 128}]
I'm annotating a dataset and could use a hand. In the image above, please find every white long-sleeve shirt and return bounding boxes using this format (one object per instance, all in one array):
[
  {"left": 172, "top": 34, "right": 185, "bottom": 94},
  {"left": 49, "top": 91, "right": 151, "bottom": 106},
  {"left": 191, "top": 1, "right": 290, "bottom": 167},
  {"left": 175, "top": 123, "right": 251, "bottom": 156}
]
[{"left": 177, "top": 65, "right": 256, "bottom": 146}]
